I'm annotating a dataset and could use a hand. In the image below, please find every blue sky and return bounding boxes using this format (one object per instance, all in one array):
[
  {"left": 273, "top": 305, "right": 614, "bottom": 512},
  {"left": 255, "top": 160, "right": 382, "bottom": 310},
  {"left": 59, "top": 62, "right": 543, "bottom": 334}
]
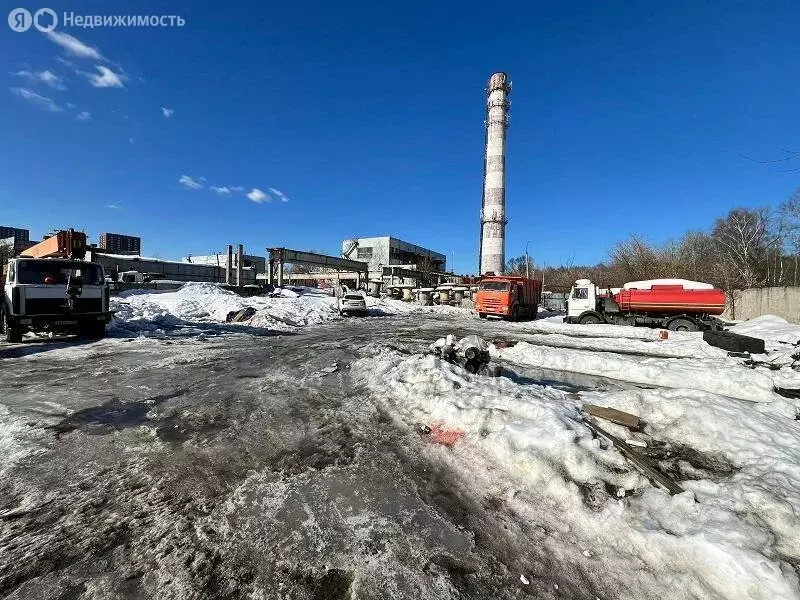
[{"left": 2, "top": 1, "right": 799, "bottom": 274}]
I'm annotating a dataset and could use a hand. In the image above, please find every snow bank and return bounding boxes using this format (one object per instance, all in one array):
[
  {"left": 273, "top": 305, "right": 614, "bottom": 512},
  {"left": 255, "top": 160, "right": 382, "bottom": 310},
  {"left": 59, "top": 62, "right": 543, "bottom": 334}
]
[
  {"left": 111, "top": 283, "right": 338, "bottom": 333},
  {"left": 495, "top": 341, "right": 777, "bottom": 402},
  {"left": 731, "top": 315, "right": 800, "bottom": 346},
  {"left": 353, "top": 350, "right": 800, "bottom": 598}
]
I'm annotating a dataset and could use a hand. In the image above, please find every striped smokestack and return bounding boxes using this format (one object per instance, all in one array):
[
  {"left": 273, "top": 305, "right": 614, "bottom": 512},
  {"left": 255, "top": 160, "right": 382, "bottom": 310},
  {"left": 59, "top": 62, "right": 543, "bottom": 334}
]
[{"left": 479, "top": 72, "right": 510, "bottom": 275}]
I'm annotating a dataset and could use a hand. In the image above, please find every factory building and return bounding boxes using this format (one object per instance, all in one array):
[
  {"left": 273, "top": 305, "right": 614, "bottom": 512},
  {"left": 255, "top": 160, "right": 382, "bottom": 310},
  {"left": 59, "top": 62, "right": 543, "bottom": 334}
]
[
  {"left": 99, "top": 232, "right": 141, "bottom": 256},
  {"left": 342, "top": 237, "right": 446, "bottom": 273},
  {"left": 185, "top": 252, "right": 266, "bottom": 275}
]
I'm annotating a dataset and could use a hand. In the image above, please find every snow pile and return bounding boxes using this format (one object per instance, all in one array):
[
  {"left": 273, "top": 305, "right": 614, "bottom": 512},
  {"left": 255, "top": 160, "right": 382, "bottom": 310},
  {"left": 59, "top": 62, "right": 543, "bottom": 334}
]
[
  {"left": 494, "top": 341, "right": 777, "bottom": 403},
  {"left": 353, "top": 350, "right": 800, "bottom": 598},
  {"left": 623, "top": 278, "right": 714, "bottom": 290},
  {"left": 731, "top": 315, "right": 800, "bottom": 346},
  {"left": 110, "top": 283, "right": 338, "bottom": 333},
  {"left": 369, "top": 297, "right": 476, "bottom": 318}
]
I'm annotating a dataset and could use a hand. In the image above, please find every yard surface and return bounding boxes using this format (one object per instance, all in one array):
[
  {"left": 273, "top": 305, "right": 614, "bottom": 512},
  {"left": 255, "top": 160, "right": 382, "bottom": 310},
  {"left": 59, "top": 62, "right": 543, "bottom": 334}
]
[{"left": 2, "top": 286, "right": 800, "bottom": 599}]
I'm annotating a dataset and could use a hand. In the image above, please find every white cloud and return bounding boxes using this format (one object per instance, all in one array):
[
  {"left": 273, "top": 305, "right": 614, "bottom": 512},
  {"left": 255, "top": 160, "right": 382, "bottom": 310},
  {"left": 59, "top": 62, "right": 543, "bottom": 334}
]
[
  {"left": 246, "top": 188, "right": 270, "bottom": 203},
  {"left": 45, "top": 31, "right": 104, "bottom": 61},
  {"left": 86, "top": 65, "right": 126, "bottom": 88},
  {"left": 13, "top": 70, "right": 67, "bottom": 91},
  {"left": 76, "top": 111, "right": 91, "bottom": 121},
  {"left": 230, "top": 186, "right": 244, "bottom": 192},
  {"left": 211, "top": 186, "right": 231, "bottom": 195},
  {"left": 38, "top": 70, "right": 66, "bottom": 91},
  {"left": 106, "top": 203, "right": 121, "bottom": 210},
  {"left": 10, "top": 87, "right": 62, "bottom": 112},
  {"left": 129, "top": 138, "right": 135, "bottom": 144},
  {"left": 66, "top": 102, "right": 76, "bottom": 109},
  {"left": 179, "top": 175, "right": 204, "bottom": 190},
  {"left": 268, "top": 187, "right": 290, "bottom": 203},
  {"left": 161, "top": 107, "right": 174, "bottom": 118}
]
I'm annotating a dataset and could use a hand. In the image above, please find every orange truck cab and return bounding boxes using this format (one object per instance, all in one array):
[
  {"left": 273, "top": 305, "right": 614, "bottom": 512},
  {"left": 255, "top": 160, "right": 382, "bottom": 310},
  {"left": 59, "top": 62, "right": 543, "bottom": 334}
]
[{"left": 475, "top": 275, "right": 543, "bottom": 321}]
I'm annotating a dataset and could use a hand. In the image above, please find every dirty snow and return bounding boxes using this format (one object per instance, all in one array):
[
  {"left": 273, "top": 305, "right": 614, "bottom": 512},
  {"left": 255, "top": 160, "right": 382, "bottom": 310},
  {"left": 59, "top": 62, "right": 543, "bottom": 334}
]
[
  {"left": 353, "top": 346, "right": 800, "bottom": 599},
  {"left": 731, "top": 315, "right": 800, "bottom": 346},
  {"left": 110, "top": 283, "right": 476, "bottom": 334}
]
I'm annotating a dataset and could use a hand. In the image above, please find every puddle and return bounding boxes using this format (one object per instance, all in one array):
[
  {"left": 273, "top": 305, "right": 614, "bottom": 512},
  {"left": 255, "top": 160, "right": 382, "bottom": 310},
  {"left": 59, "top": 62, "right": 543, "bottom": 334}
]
[
  {"left": 498, "top": 364, "right": 643, "bottom": 393},
  {"left": 49, "top": 388, "right": 190, "bottom": 436}
]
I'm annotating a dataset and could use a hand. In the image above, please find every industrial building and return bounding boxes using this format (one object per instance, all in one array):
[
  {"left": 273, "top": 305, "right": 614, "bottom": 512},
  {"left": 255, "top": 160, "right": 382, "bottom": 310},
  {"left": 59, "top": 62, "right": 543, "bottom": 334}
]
[
  {"left": 99, "top": 232, "right": 141, "bottom": 255},
  {"left": 342, "top": 237, "right": 446, "bottom": 273},
  {"left": 0, "top": 226, "right": 33, "bottom": 255},
  {"left": 86, "top": 249, "right": 257, "bottom": 285},
  {"left": 185, "top": 252, "right": 266, "bottom": 275}
]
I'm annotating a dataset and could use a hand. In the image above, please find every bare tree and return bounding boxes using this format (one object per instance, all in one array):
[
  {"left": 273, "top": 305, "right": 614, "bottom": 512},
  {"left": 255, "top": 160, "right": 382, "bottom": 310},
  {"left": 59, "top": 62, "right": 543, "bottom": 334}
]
[{"left": 711, "top": 208, "right": 770, "bottom": 289}]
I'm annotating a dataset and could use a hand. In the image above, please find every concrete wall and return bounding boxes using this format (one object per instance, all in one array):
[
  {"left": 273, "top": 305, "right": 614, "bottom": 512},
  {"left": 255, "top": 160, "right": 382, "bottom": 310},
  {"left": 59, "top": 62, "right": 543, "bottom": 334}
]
[{"left": 723, "top": 286, "right": 800, "bottom": 323}]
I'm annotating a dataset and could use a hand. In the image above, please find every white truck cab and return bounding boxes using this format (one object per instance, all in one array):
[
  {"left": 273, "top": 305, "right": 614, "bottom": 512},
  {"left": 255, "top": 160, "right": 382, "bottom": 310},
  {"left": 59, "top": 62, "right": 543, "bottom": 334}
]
[
  {"left": 2, "top": 257, "right": 112, "bottom": 342},
  {"left": 566, "top": 279, "right": 600, "bottom": 322}
]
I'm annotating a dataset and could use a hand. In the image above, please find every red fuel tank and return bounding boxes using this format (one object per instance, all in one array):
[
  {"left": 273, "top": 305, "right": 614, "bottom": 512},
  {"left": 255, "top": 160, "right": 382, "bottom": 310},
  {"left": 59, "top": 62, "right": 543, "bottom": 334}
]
[{"left": 614, "top": 285, "right": 726, "bottom": 316}]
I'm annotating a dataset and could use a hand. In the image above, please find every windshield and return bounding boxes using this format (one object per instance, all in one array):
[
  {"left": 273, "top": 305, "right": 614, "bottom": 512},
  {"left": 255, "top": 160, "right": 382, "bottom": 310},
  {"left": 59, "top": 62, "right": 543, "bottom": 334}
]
[
  {"left": 16, "top": 260, "right": 104, "bottom": 285},
  {"left": 480, "top": 281, "right": 510, "bottom": 291},
  {"left": 572, "top": 287, "right": 589, "bottom": 299},
  {"left": 344, "top": 294, "right": 364, "bottom": 300}
]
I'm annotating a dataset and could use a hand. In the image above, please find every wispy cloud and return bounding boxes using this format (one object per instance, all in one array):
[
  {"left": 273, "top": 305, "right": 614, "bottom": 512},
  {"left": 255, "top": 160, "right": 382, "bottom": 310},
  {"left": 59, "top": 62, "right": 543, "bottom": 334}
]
[
  {"left": 246, "top": 188, "right": 270, "bottom": 203},
  {"left": 211, "top": 186, "right": 231, "bottom": 195},
  {"left": 76, "top": 111, "right": 91, "bottom": 121},
  {"left": 13, "top": 69, "right": 67, "bottom": 91},
  {"left": 129, "top": 138, "right": 135, "bottom": 144},
  {"left": 230, "top": 186, "right": 244, "bottom": 192},
  {"left": 45, "top": 31, "right": 104, "bottom": 61},
  {"left": 10, "top": 87, "right": 62, "bottom": 112},
  {"left": 268, "top": 187, "right": 290, "bottom": 203},
  {"left": 106, "top": 203, "right": 122, "bottom": 210},
  {"left": 86, "top": 65, "right": 126, "bottom": 88},
  {"left": 179, "top": 175, "right": 204, "bottom": 190},
  {"left": 161, "top": 107, "right": 174, "bottom": 118}
]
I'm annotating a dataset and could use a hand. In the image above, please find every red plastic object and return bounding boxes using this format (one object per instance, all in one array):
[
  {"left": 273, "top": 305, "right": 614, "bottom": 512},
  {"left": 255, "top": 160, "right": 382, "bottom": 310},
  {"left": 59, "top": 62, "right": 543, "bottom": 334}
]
[{"left": 426, "top": 422, "right": 464, "bottom": 446}]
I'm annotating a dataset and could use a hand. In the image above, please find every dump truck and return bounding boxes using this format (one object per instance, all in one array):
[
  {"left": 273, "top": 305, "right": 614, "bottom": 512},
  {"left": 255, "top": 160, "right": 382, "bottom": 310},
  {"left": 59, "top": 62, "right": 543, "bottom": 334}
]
[
  {"left": 475, "top": 274, "right": 543, "bottom": 320},
  {"left": 564, "top": 278, "right": 725, "bottom": 331},
  {"left": 1, "top": 230, "right": 112, "bottom": 342}
]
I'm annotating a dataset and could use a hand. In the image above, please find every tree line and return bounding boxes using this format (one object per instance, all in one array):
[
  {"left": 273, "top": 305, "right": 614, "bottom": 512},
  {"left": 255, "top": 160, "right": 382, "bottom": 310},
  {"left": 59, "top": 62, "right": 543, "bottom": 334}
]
[{"left": 506, "top": 187, "right": 800, "bottom": 293}]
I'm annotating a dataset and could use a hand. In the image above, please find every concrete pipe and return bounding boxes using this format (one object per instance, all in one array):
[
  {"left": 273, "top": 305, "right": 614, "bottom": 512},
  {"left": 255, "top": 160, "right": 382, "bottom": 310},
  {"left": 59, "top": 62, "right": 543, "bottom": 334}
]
[
  {"left": 402, "top": 287, "right": 413, "bottom": 301},
  {"left": 368, "top": 280, "right": 381, "bottom": 297}
]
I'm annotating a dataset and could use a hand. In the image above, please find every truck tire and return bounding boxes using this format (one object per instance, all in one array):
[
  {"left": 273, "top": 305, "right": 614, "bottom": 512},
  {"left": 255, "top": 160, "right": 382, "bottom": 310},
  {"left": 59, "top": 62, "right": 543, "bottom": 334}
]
[
  {"left": 511, "top": 306, "right": 519, "bottom": 322},
  {"left": 578, "top": 313, "right": 602, "bottom": 325},
  {"left": 478, "top": 313, "right": 487, "bottom": 319},
  {"left": 1, "top": 308, "right": 22, "bottom": 343},
  {"left": 531, "top": 305, "right": 539, "bottom": 320},
  {"left": 666, "top": 317, "right": 699, "bottom": 332},
  {"left": 703, "top": 330, "right": 765, "bottom": 355}
]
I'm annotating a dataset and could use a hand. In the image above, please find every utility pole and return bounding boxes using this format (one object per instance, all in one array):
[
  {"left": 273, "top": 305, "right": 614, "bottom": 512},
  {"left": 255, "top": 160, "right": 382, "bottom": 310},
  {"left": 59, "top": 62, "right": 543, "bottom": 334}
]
[{"left": 525, "top": 241, "right": 531, "bottom": 279}]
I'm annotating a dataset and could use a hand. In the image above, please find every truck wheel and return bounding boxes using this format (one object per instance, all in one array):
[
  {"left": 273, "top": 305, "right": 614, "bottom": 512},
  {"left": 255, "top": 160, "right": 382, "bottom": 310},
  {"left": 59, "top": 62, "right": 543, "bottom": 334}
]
[
  {"left": 478, "top": 313, "right": 487, "bottom": 319},
  {"left": 511, "top": 306, "right": 519, "bottom": 322},
  {"left": 667, "top": 317, "right": 699, "bottom": 332},
  {"left": 79, "top": 322, "right": 107, "bottom": 339},
  {"left": 2, "top": 309, "right": 22, "bottom": 343},
  {"left": 578, "top": 313, "right": 602, "bottom": 325},
  {"left": 531, "top": 305, "right": 539, "bottom": 320}
]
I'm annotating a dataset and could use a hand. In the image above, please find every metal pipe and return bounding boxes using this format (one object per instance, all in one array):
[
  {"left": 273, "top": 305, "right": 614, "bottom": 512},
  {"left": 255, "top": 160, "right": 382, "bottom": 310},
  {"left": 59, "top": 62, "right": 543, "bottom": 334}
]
[
  {"left": 237, "top": 244, "right": 244, "bottom": 287},
  {"left": 226, "top": 245, "right": 233, "bottom": 284},
  {"left": 479, "top": 72, "right": 510, "bottom": 276}
]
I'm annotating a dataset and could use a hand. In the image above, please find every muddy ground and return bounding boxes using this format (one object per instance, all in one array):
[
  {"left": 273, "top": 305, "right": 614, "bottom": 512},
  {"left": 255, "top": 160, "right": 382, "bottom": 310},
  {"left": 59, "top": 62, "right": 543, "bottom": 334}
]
[{"left": 0, "top": 314, "right": 657, "bottom": 599}]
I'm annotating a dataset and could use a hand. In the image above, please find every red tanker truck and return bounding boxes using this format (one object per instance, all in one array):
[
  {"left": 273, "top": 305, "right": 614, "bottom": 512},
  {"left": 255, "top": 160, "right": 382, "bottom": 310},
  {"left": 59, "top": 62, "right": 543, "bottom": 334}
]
[{"left": 564, "top": 278, "right": 726, "bottom": 331}]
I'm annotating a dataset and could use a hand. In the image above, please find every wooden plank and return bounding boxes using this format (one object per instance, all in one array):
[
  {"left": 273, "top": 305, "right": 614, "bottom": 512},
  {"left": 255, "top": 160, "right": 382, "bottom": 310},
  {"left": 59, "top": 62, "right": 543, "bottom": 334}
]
[
  {"left": 584, "top": 404, "right": 641, "bottom": 429},
  {"left": 584, "top": 418, "right": 685, "bottom": 496}
]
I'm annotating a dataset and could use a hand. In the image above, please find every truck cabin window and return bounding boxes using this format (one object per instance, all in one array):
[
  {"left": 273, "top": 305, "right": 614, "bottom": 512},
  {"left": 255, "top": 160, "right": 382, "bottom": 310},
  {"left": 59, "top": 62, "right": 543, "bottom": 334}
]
[
  {"left": 573, "top": 287, "right": 589, "bottom": 299},
  {"left": 17, "top": 261, "right": 103, "bottom": 286},
  {"left": 480, "top": 281, "right": 510, "bottom": 291}
]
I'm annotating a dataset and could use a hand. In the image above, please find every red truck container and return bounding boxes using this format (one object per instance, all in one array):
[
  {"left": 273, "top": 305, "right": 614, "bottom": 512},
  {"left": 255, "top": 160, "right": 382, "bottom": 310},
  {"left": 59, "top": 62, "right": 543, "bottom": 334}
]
[
  {"left": 476, "top": 275, "right": 543, "bottom": 321},
  {"left": 615, "top": 285, "right": 726, "bottom": 315},
  {"left": 20, "top": 229, "right": 87, "bottom": 260}
]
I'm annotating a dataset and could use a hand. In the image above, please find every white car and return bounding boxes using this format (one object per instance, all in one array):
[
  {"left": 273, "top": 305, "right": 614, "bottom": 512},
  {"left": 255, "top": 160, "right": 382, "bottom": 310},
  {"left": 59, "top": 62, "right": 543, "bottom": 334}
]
[{"left": 338, "top": 293, "right": 367, "bottom": 316}]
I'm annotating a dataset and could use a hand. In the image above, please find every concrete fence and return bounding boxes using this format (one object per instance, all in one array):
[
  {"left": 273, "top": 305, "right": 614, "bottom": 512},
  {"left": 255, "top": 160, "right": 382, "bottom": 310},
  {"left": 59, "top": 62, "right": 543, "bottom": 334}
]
[{"left": 722, "top": 286, "right": 800, "bottom": 323}]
